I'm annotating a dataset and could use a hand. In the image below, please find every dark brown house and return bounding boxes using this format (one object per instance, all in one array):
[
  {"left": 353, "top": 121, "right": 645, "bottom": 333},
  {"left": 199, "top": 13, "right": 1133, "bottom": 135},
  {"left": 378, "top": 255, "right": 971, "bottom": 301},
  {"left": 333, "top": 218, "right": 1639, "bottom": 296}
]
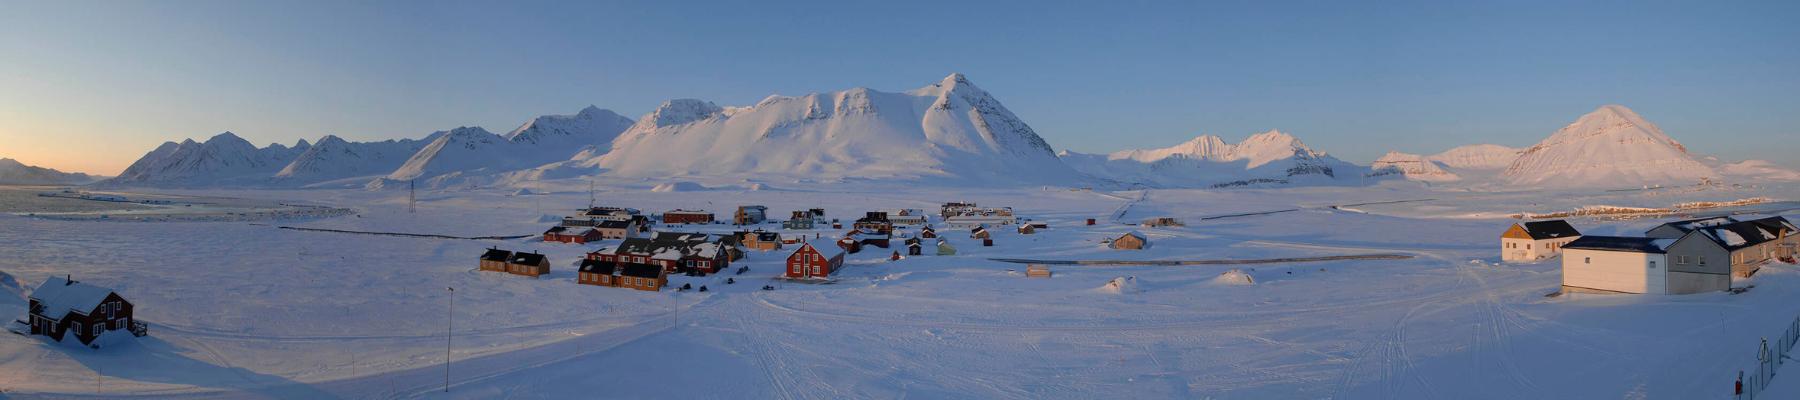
[
  {"left": 578, "top": 259, "right": 666, "bottom": 291},
  {"left": 480, "top": 248, "right": 512, "bottom": 272},
  {"left": 28, "top": 276, "right": 140, "bottom": 345}
]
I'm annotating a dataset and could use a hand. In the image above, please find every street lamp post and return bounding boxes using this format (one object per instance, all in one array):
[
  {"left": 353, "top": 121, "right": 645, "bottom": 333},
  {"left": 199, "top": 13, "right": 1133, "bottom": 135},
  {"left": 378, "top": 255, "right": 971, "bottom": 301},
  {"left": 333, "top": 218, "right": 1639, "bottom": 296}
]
[{"left": 445, "top": 287, "right": 454, "bottom": 393}]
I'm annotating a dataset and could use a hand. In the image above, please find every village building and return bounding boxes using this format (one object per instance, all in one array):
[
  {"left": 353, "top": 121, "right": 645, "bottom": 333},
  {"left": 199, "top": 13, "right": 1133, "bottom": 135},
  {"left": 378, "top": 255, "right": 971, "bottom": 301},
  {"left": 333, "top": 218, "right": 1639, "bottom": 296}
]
[
  {"left": 882, "top": 209, "right": 928, "bottom": 226},
  {"left": 1561, "top": 236, "right": 1677, "bottom": 294},
  {"left": 1142, "top": 217, "right": 1183, "bottom": 228},
  {"left": 480, "top": 248, "right": 512, "bottom": 272},
  {"left": 735, "top": 205, "right": 768, "bottom": 225},
  {"left": 785, "top": 242, "right": 846, "bottom": 279},
  {"left": 563, "top": 207, "right": 641, "bottom": 226},
  {"left": 853, "top": 212, "right": 895, "bottom": 235},
  {"left": 936, "top": 240, "right": 958, "bottom": 255},
  {"left": 920, "top": 226, "right": 937, "bottom": 239},
  {"left": 782, "top": 209, "right": 828, "bottom": 230},
  {"left": 970, "top": 227, "right": 990, "bottom": 239},
  {"left": 27, "top": 276, "right": 141, "bottom": 345},
  {"left": 837, "top": 237, "right": 862, "bottom": 254},
  {"left": 593, "top": 219, "right": 640, "bottom": 239},
  {"left": 740, "top": 231, "right": 783, "bottom": 251},
  {"left": 1029, "top": 221, "right": 1049, "bottom": 230},
  {"left": 506, "top": 251, "right": 551, "bottom": 277},
  {"left": 945, "top": 214, "right": 1018, "bottom": 228},
  {"left": 577, "top": 259, "right": 666, "bottom": 291},
  {"left": 662, "top": 209, "right": 714, "bottom": 224},
  {"left": 1113, "top": 231, "right": 1147, "bottom": 250},
  {"left": 1017, "top": 225, "right": 1036, "bottom": 235},
  {"left": 849, "top": 229, "right": 891, "bottom": 248},
  {"left": 908, "top": 241, "right": 924, "bottom": 255},
  {"left": 1026, "top": 265, "right": 1052, "bottom": 278},
  {"left": 543, "top": 226, "right": 604, "bottom": 244},
  {"left": 588, "top": 234, "right": 732, "bottom": 274},
  {"left": 1500, "top": 220, "right": 1583, "bottom": 261}
]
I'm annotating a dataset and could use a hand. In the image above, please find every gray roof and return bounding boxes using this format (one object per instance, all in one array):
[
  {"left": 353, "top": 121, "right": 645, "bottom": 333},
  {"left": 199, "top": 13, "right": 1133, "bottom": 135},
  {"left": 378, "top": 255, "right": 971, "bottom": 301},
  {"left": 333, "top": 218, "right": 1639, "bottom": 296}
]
[
  {"left": 510, "top": 252, "right": 547, "bottom": 265},
  {"left": 1694, "top": 221, "right": 1785, "bottom": 251},
  {"left": 1563, "top": 236, "right": 1672, "bottom": 253},
  {"left": 481, "top": 248, "right": 513, "bottom": 262},
  {"left": 596, "top": 220, "right": 633, "bottom": 229},
  {"left": 29, "top": 277, "right": 117, "bottom": 320},
  {"left": 1516, "top": 220, "right": 1581, "bottom": 240},
  {"left": 579, "top": 259, "right": 616, "bottom": 274},
  {"left": 617, "top": 263, "right": 663, "bottom": 279},
  {"left": 1649, "top": 216, "right": 1740, "bottom": 235}
]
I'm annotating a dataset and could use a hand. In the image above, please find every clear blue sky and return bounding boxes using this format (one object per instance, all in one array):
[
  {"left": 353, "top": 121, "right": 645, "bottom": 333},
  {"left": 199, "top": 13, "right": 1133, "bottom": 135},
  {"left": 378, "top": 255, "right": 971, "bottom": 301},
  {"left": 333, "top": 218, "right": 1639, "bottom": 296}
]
[{"left": 3, "top": 0, "right": 1796, "bottom": 175}]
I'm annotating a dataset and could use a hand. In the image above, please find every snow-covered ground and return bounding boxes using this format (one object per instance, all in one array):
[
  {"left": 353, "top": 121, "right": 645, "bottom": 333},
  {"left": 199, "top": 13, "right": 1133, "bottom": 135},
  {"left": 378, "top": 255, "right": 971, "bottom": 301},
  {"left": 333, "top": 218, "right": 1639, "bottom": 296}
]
[{"left": 4, "top": 181, "right": 1800, "bottom": 399}]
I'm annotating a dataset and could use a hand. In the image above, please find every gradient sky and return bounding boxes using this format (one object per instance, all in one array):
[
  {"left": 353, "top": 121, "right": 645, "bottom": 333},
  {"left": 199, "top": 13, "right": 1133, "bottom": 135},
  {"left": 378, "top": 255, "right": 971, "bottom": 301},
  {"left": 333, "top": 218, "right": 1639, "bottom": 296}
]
[{"left": 3, "top": 0, "right": 1796, "bottom": 176}]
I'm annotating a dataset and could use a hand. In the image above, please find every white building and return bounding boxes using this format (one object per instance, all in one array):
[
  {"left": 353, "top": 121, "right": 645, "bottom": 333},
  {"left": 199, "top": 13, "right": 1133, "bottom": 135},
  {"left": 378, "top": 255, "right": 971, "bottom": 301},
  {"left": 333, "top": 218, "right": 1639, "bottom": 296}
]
[
  {"left": 1561, "top": 236, "right": 1676, "bottom": 295},
  {"left": 1501, "top": 220, "right": 1582, "bottom": 261}
]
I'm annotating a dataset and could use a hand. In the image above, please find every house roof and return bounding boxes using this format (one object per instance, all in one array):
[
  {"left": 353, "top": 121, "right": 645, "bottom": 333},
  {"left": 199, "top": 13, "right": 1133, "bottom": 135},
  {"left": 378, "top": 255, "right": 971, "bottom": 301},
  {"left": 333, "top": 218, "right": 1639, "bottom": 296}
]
[
  {"left": 1746, "top": 216, "right": 1797, "bottom": 236},
  {"left": 609, "top": 236, "right": 725, "bottom": 260},
  {"left": 544, "top": 226, "right": 569, "bottom": 235},
  {"left": 28, "top": 277, "right": 116, "bottom": 320},
  {"left": 794, "top": 243, "right": 843, "bottom": 259},
  {"left": 1649, "top": 216, "right": 1740, "bottom": 235},
  {"left": 579, "top": 259, "right": 617, "bottom": 274},
  {"left": 1516, "top": 220, "right": 1581, "bottom": 240},
  {"left": 511, "top": 252, "right": 547, "bottom": 265},
  {"left": 1121, "top": 231, "right": 1146, "bottom": 241},
  {"left": 617, "top": 263, "right": 663, "bottom": 279},
  {"left": 596, "top": 220, "right": 633, "bottom": 229},
  {"left": 1563, "top": 236, "right": 1672, "bottom": 253},
  {"left": 1694, "top": 221, "right": 1785, "bottom": 251},
  {"left": 481, "top": 248, "right": 513, "bottom": 262}
]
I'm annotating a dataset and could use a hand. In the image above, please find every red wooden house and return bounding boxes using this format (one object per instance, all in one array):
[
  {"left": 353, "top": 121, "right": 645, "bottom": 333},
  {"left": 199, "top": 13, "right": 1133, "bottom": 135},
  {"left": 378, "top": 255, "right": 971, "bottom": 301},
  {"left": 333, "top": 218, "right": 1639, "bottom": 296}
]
[
  {"left": 543, "top": 226, "right": 604, "bottom": 244},
  {"left": 662, "top": 209, "right": 714, "bottom": 224},
  {"left": 27, "top": 276, "right": 142, "bottom": 345},
  {"left": 786, "top": 242, "right": 846, "bottom": 279},
  {"left": 837, "top": 237, "right": 862, "bottom": 254}
]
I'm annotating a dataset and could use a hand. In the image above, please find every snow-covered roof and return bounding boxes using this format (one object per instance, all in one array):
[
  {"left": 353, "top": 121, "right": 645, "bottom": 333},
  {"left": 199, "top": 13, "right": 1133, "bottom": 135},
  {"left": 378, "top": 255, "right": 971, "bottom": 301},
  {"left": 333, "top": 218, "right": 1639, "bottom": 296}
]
[
  {"left": 1516, "top": 220, "right": 1581, "bottom": 240},
  {"left": 1563, "top": 236, "right": 1670, "bottom": 253},
  {"left": 29, "top": 277, "right": 117, "bottom": 320},
  {"left": 1122, "top": 230, "right": 1146, "bottom": 240},
  {"left": 481, "top": 248, "right": 512, "bottom": 262}
]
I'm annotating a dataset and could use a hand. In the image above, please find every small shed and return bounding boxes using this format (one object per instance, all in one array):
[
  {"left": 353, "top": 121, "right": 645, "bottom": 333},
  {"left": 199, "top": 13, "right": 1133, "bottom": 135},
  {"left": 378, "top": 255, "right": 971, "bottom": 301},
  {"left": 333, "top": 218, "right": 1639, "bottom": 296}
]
[
  {"left": 1017, "top": 225, "right": 1036, "bottom": 235},
  {"left": 970, "top": 227, "right": 990, "bottom": 239},
  {"left": 1026, "top": 265, "right": 1052, "bottom": 278},
  {"left": 936, "top": 240, "right": 957, "bottom": 255},
  {"left": 908, "top": 242, "right": 923, "bottom": 255},
  {"left": 837, "top": 237, "right": 862, "bottom": 254},
  {"left": 1113, "top": 231, "right": 1147, "bottom": 250},
  {"left": 920, "top": 226, "right": 937, "bottom": 239}
]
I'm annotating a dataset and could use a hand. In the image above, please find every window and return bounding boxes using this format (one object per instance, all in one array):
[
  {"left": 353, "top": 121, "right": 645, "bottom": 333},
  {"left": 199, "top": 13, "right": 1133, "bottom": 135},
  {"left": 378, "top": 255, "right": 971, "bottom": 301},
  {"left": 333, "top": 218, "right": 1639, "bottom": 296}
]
[
  {"left": 1700, "top": 256, "right": 1707, "bottom": 266},
  {"left": 1527, "top": 244, "right": 1532, "bottom": 250},
  {"left": 1585, "top": 257, "right": 1590, "bottom": 264},
  {"left": 1650, "top": 261, "right": 1657, "bottom": 269}
]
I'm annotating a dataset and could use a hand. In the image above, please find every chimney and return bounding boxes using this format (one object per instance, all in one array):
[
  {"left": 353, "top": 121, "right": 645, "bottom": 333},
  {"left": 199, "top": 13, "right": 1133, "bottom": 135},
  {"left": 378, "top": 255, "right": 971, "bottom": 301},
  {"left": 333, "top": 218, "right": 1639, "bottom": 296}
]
[{"left": 66, "top": 275, "right": 73, "bottom": 285}]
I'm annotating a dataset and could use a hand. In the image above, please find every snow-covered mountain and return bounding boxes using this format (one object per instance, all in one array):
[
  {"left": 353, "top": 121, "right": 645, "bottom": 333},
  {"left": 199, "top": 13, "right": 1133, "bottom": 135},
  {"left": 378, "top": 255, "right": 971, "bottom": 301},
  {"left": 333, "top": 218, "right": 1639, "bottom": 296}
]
[
  {"left": 1499, "top": 105, "right": 1716, "bottom": 187},
  {"left": 1059, "top": 130, "right": 1360, "bottom": 188},
  {"left": 101, "top": 132, "right": 310, "bottom": 187},
  {"left": 271, "top": 134, "right": 437, "bottom": 186},
  {"left": 1425, "top": 144, "right": 1521, "bottom": 170},
  {"left": 375, "top": 106, "right": 634, "bottom": 189},
  {"left": 0, "top": 158, "right": 98, "bottom": 185},
  {"left": 570, "top": 74, "right": 1078, "bottom": 184},
  {"left": 1366, "top": 151, "right": 1460, "bottom": 182}
]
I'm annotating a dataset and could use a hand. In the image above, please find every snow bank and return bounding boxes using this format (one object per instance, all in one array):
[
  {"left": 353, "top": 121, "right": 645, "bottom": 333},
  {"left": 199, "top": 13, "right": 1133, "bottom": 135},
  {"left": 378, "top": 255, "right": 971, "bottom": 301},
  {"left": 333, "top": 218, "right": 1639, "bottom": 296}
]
[
  {"left": 510, "top": 188, "right": 541, "bottom": 196},
  {"left": 1209, "top": 269, "right": 1257, "bottom": 286},
  {"left": 651, "top": 182, "right": 710, "bottom": 192},
  {"left": 1091, "top": 276, "right": 1139, "bottom": 294},
  {"left": 530, "top": 214, "right": 562, "bottom": 223}
]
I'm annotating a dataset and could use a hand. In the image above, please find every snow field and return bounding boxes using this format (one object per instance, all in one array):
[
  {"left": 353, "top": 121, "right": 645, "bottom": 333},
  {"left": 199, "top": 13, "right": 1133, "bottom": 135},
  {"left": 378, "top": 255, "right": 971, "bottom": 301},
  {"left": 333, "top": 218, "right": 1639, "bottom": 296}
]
[{"left": 3, "top": 184, "right": 1800, "bottom": 398}]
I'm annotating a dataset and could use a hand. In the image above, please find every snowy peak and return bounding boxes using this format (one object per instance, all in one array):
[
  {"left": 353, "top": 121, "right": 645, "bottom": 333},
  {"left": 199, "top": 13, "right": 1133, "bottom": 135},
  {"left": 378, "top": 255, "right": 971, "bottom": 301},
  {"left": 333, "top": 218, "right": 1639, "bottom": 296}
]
[
  {"left": 1424, "top": 144, "right": 1521, "bottom": 170},
  {"left": 274, "top": 134, "right": 432, "bottom": 183},
  {"left": 581, "top": 73, "right": 1076, "bottom": 184},
  {"left": 0, "top": 158, "right": 96, "bottom": 185},
  {"left": 1063, "top": 130, "right": 1352, "bottom": 188},
  {"left": 102, "top": 131, "right": 306, "bottom": 186},
  {"left": 1368, "top": 151, "right": 1460, "bottom": 182},
  {"left": 503, "top": 106, "right": 634, "bottom": 144},
  {"left": 1500, "top": 105, "right": 1714, "bottom": 187}
]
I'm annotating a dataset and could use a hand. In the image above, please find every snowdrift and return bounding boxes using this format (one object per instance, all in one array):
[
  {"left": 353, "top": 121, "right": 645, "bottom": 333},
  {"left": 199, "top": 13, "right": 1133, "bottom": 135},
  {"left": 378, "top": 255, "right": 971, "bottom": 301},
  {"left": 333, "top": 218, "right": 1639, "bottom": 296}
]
[{"left": 1209, "top": 269, "right": 1257, "bottom": 286}]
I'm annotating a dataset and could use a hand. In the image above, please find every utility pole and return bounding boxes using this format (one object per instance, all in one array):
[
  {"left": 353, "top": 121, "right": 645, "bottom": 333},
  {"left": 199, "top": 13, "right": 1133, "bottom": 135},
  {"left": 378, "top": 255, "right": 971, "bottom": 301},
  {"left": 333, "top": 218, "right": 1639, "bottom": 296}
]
[
  {"left": 445, "top": 287, "right": 454, "bottom": 392},
  {"left": 409, "top": 180, "right": 417, "bottom": 214},
  {"left": 589, "top": 179, "right": 595, "bottom": 209}
]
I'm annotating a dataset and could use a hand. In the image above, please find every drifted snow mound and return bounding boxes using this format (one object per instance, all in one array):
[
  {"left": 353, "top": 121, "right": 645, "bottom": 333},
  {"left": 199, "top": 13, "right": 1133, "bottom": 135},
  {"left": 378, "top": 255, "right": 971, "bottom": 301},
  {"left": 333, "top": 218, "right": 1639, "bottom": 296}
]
[
  {"left": 1500, "top": 105, "right": 1715, "bottom": 188},
  {"left": 1209, "top": 269, "right": 1256, "bottom": 286},
  {"left": 573, "top": 73, "right": 1080, "bottom": 185},
  {"left": 1091, "top": 276, "right": 1139, "bottom": 294},
  {"left": 1060, "top": 130, "right": 1361, "bottom": 188},
  {"left": 530, "top": 214, "right": 562, "bottom": 223},
  {"left": 651, "top": 182, "right": 710, "bottom": 192},
  {"left": 1367, "top": 151, "right": 1460, "bottom": 182},
  {"left": 509, "top": 188, "right": 541, "bottom": 196}
]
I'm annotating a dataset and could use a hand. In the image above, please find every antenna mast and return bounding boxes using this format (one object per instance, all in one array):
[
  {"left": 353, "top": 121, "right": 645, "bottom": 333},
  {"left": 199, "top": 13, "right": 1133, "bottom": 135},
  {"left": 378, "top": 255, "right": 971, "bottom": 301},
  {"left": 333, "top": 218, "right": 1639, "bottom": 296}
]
[{"left": 409, "top": 180, "right": 417, "bottom": 214}]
